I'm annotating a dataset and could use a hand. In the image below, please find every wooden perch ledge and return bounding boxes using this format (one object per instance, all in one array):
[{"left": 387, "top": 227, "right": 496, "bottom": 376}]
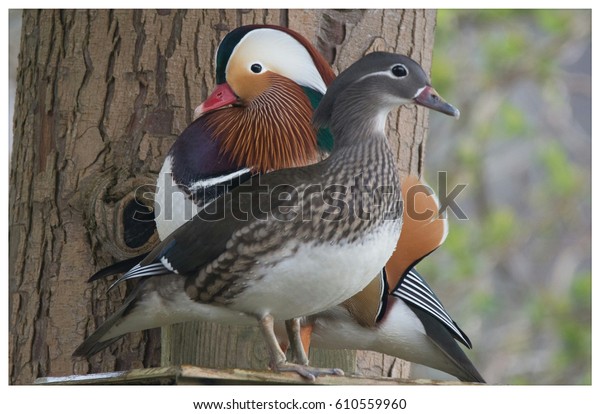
[{"left": 34, "top": 365, "right": 471, "bottom": 385}]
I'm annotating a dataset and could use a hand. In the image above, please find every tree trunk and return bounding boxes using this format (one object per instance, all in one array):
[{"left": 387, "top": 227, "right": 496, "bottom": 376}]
[{"left": 9, "top": 9, "right": 435, "bottom": 385}]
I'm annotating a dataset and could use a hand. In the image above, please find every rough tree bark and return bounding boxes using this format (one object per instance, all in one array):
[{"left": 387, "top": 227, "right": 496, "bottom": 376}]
[{"left": 9, "top": 9, "right": 435, "bottom": 385}]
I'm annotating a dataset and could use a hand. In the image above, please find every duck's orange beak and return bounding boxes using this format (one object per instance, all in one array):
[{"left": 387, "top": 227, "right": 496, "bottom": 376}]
[{"left": 194, "top": 83, "right": 239, "bottom": 119}]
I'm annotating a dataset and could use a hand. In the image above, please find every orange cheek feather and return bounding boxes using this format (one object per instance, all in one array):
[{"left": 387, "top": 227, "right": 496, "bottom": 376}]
[{"left": 227, "top": 66, "right": 271, "bottom": 103}]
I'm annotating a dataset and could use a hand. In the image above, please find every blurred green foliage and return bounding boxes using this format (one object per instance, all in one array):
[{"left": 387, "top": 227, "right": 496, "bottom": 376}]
[
  {"left": 425, "top": 10, "right": 591, "bottom": 384},
  {"left": 539, "top": 140, "right": 582, "bottom": 198}
]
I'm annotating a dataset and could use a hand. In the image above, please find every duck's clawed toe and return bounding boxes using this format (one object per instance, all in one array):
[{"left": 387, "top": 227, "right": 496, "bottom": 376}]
[{"left": 274, "top": 362, "right": 345, "bottom": 382}]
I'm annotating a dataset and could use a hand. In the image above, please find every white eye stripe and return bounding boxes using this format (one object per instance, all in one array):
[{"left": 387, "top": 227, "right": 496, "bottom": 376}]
[
  {"left": 354, "top": 69, "right": 406, "bottom": 83},
  {"left": 228, "top": 28, "right": 328, "bottom": 95}
]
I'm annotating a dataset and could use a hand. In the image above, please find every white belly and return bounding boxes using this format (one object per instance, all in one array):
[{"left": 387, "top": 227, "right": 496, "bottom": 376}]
[
  {"left": 230, "top": 221, "right": 401, "bottom": 321},
  {"left": 310, "top": 296, "right": 465, "bottom": 380}
]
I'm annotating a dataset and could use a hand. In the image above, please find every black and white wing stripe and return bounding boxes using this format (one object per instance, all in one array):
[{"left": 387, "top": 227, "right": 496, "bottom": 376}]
[
  {"left": 392, "top": 268, "right": 472, "bottom": 349},
  {"left": 108, "top": 240, "right": 179, "bottom": 291},
  {"left": 375, "top": 268, "right": 390, "bottom": 322},
  {"left": 108, "top": 263, "right": 172, "bottom": 291}
]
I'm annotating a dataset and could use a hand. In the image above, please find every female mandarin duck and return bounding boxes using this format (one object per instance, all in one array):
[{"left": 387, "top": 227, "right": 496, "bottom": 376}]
[{"left": 80, "top": 25, "right": 483, "bottom": 382}]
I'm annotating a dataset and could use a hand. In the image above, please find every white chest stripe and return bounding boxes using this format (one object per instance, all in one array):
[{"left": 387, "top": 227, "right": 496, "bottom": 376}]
[{"left": 189, "top": 168, "right": 251, "bottom": 190}]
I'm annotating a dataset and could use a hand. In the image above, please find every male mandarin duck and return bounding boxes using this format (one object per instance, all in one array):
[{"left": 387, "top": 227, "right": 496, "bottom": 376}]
[
  {"left": 80, "top": 26, "right": 481, "bottom": 381},
  {"left": 89, "top": 24, "right": 335, "bottom": 279},
  {"left": 154, "top": 24, "right": 335, "bottom": 240}
]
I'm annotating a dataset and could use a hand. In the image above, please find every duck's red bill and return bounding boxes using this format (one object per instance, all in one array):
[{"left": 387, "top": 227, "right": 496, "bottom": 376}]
[{"left": 194, "top": 83, "right": 239, "bottom": 118}]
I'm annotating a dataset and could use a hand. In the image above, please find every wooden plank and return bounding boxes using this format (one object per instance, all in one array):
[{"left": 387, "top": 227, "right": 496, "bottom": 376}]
[
  {"left": 34, "top": 365, "right": 469, "bottom": 386},
  {"left": 163, "top": 323, "right": 357, "bottom": 374},
  {"left": 34, "top": 366, "right": 181, "bottom": 385}
]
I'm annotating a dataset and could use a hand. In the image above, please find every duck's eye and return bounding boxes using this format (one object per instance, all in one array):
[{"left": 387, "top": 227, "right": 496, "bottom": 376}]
[
  {"left": 391, "top": 64, "right": 408, "bottom": 78},
  {"left": 250, "top": 63, "right": 263, "bottom": 74}
]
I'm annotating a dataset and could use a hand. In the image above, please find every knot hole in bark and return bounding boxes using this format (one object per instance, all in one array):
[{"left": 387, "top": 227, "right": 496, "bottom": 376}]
[
  {"left": 122, "top": 193, "right": 155, "bottom": 249},
  {"left": 89, "top": 174, "right": 159, "bottom": 259}
]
